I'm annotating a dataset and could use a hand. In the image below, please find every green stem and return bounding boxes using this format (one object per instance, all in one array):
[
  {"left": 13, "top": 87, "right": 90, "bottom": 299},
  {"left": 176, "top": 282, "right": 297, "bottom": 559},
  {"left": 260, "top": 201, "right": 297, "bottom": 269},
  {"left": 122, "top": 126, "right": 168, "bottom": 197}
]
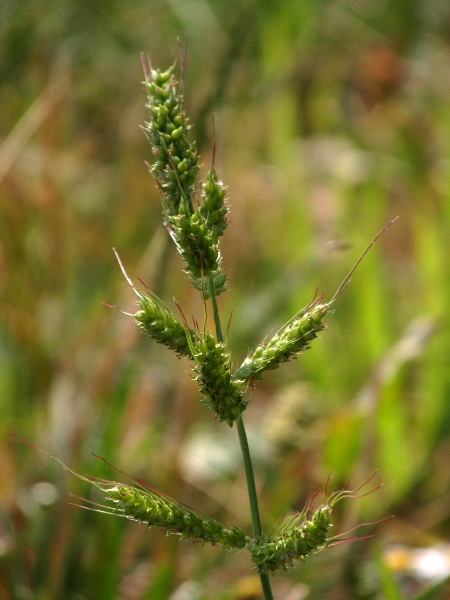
[
  {"left": 236, "top": 416, "right": 262, "bottom": 536},
  {"left": 237, "top": 415, "right": 274, "bottom": 599},
  {"left": 208, "top": 273, "right": 223, "bottom": 343},
  {"left": 207, "top": 273, "right": 274, "bottom": 600}
]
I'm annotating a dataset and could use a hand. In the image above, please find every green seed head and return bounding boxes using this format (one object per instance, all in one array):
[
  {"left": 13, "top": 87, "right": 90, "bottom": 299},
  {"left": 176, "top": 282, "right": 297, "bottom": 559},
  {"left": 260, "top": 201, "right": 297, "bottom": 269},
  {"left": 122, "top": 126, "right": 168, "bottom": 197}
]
[
  {"left": 143, "top": 64, "right": 199, "bottom": 215},
  {"left": 248, "top": 503, "right": 333, "bottom": 574},
  {"left": 233, "top": 301, "right": 329, "bottom": 382},
  {"left": 198, "top": 168, "right": 229, "bottom": 241},
  {"left": 165, "top": 212, "right": 222, "bottom": 282},
  {"left": 103, "top": 482, "right": 249, "bottom": 549},
  {"left": 134, "top": 290, "right": 197, "bottom": 358},
  {"left": 192, "top": 333, "right": 247, "bottom": 425}
]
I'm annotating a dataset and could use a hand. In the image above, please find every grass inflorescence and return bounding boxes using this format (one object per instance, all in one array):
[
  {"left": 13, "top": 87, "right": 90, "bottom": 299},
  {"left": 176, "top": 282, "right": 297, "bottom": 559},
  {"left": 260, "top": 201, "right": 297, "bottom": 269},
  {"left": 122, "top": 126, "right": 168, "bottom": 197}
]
[
  {"left": 17, "top": 54, "right": 396, "bottom": 600},
  {"left": 233, "top": 297, "right": 329, "bottom": 382},
  {"left": 248, "top": 475, "right": 383, "bottom": 574},
  {"left": 142, "top": 63, "right": 198, "bottom": 215},
  {"left": 189, "top": 331, "right": 248, "bottom": 425},
  {"left": 100, "top": 483, "right": 249, "bottom": 549},
  {"left": 248, "top": 504, "right": 333, "bottom": 574},
  {"left": 15, "top": 436, "right": 377, "bottom": 579},
  {"left": 134, "top": 288, "right": 197, "bottom": 358},
  {"left": 142, "top": 58, "right": 227, "bottom": 297}
]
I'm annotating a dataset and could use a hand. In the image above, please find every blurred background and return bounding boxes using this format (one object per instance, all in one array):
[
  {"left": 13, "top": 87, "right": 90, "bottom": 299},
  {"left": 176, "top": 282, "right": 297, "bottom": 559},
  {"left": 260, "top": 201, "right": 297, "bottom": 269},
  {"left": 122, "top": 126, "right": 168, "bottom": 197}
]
[{"left": 1, "top": 0, "right": 450, "bottom": 598}]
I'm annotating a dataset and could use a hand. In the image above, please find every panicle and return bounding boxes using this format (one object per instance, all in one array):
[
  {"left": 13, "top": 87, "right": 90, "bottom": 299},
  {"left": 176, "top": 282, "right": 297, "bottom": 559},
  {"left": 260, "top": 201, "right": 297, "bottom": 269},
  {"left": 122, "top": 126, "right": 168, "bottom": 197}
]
[
  {"left": 191, "top": 331, "right": 248, "bottom": 426},
  {"left": 233, "top": 301, "right": 329, "bottom": 382}
]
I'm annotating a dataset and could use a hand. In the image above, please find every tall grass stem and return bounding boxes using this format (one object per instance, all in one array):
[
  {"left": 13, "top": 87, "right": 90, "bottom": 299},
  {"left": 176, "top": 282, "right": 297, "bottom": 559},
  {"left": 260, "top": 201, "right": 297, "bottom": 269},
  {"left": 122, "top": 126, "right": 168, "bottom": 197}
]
[
  {"left": 207, "top": 274, "right": 274, "bottom": 600},
  {"left": 208, "top": 272, "right": 224, "bottom": 343}
]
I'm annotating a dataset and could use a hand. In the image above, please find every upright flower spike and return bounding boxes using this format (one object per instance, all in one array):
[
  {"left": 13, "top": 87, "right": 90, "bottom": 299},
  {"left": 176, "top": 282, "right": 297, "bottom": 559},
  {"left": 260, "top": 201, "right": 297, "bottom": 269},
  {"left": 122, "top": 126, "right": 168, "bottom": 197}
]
[
  {"left": 143, "top": 60, "right": 227, "bottom": 297},
  {"left": 143, "top": 63, "right": 198, "bottom": 215}
]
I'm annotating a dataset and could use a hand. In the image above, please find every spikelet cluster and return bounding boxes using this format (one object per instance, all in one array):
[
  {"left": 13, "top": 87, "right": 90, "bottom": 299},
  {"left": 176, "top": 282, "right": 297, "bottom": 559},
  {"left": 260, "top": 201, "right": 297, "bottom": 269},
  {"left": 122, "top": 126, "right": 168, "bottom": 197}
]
[
  {"left": 143, "top": 65, "right": 198, "bottom": 214},
  {"left": 190, "top": 168, "right": 228, "bottom": 297},
  {"left": 248, "top": 504, "right": 332, "bottom": 574},
  {"left": 134, "top": 290, "right": 196, "bottom": 358},
  {"left": 199, "top": 169, "right": 228, "bottom": 242},
  {"left": 191, "top": 332, "right": 247, "bottom": 426},
  {"left": 105, "top": 483, "right": 248, "bottom": 549},
  {"left": 165, "top": 207, "right": 226, "bottom": 294},
  {"left": 233, "top": 301, "right": 329, "bottom": 382},
  {"left": 143, "top": 63, "right": 227, "bottom": 296}
]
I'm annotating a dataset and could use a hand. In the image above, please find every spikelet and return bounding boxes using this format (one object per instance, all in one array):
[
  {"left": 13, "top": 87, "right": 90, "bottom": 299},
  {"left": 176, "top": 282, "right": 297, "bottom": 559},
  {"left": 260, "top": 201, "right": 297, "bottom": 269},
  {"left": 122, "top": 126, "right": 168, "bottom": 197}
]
[
  {"left": 134, "top": 289, "right": 197, "bottom": 358},
  {"left": 191, "top": 269, "right": 227, "bottom": 299},
  {"left": 189, "top": 331, "right": 248, "bottom": 426},
  {"left": 142, "top": 63, "right": 198, "bottom": 215},
  {"left": 103, "top": 483, "right": 248, "bottom": 549},
  {"left": 165, "top": 210, "right": 223, "bottom": 281},
  {"left": 198, "top": 168, "right": 228, "bottom": 242},
  {"left": 233, "top": 298, "right": 329, "bottom": 382},
  {"left": 248, "top": 503, "right": 332, "bottom": 574},
  {"left": 142, "top": 60, "right": 227, "bottom": 296}
]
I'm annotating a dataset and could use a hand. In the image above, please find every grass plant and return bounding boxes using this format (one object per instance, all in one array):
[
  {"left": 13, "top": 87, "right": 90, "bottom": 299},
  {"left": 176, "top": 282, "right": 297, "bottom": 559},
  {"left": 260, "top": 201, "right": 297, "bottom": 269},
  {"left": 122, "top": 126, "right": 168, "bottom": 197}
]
[
  {"left": 4, "top": 5, "right": 450, "bottom": 597},
  {"left": 16, "top": 56, "right": 397, "bottom": 600}
]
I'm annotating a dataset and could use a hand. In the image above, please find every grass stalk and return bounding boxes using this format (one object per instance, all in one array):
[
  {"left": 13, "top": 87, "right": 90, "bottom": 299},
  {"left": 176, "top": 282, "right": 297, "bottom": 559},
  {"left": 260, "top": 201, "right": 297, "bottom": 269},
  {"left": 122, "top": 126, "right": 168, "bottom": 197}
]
[
  {"left": 237, "top": 415, "right": 274, "bottom": 599},
  {"left": 207, "top": 272, "right": 274, "bottom": 600}
]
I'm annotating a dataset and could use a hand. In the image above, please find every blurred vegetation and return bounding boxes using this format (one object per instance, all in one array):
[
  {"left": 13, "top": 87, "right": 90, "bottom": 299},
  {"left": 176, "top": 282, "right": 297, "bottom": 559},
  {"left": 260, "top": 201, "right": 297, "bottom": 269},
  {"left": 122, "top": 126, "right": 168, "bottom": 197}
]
[{"left": 1, "top": 0, "right": 450, "bottom": 598}]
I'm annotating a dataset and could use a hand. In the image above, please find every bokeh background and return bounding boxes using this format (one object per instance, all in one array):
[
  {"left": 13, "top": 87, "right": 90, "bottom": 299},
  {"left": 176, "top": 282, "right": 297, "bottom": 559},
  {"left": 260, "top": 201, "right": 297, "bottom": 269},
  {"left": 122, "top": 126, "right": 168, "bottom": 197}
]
[{"left": 1, "top": 0, "right": 450, "bottom": 598}]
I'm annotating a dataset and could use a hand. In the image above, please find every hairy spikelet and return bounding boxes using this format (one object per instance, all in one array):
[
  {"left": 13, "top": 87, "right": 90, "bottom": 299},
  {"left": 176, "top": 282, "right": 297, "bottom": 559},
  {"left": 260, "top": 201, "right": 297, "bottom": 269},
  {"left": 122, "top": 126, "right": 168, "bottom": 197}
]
[
  {"left": 134, "top": 290, "right": 197, "bottom": 358},
  {"left": 143, "top": 63, "right": 227, "bottom": 296},
  {"left": 190, "top": 332, "right": 248, "bottom": 426},
  {"left": 143, "top": 65, "right": 198, "bottom": 215},
  {"left": 165, "top": 208, "right": 226, "bottom": 296},
  {"left": 165, "top": 211, "right": 222, "bottom": 279},
  {"left": 105, "top": 483, "right": 248, "bottom": 549},
  {"left": 248, "top": 504, "right": 332, "bottom": 574},
  {"left": 233, "top": 300, "right": 329, "bottom": 382},
  {"left": 198, "top": 168, "right": 228, "bottom": 242}
]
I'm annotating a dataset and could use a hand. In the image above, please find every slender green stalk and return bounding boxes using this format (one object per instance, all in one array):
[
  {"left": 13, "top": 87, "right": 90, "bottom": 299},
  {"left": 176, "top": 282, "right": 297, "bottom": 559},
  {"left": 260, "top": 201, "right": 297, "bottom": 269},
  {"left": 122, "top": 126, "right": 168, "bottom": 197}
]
[
  {"left": 208, "top": 272, "right": 224, "bottom": 343},
  {"left": 206, "top": 274, "right": 274, "bottom": 600},
  {"left": 236, "top": 417, "right": 262, "bottom": 536},
  {"left": 237, "top": 415, "right": 274, "bottom": 599}
]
